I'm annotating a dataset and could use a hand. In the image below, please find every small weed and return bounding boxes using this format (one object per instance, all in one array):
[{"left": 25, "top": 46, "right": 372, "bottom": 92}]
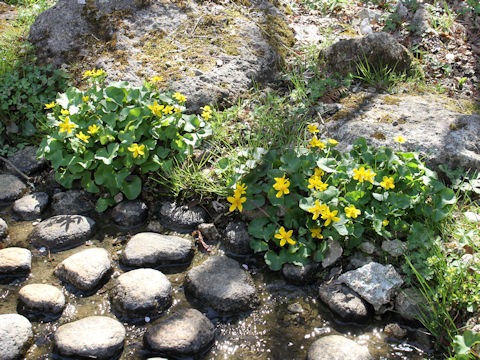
[
  {"left": 427, "top": 0, "right": 457, "bottom": 33},
  {"left": 301, "top": 0, "right": 348, "bottom": 14},
  {"left": 353, "top": 56, "right": 409, "bottom": 92}
]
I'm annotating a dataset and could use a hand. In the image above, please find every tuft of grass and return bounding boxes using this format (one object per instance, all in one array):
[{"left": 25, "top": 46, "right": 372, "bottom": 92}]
[{"left": 427, "top": 0, "right": 457, "bottom": 33}]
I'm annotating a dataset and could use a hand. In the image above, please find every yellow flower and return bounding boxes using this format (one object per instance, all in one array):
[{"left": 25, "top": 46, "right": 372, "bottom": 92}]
[
  {"left": 61, "top": 109, "right": 70, "bottom": 116},
  {"left": 128, "top": 143, "right": 145, "bottom": 158},
  {"left": 307, "top": 124, "right": 319, "bottom": 134},
  {"left": 380, "top": 176, "right": 395, "bottom": 190},
  {"left": 44, "top": 101, "right": 56, "bottom": 109},
  {"left": 227, "top": 193, "right": 247, "bottom": 212},
  {"left": 321, "top": 207, "right": 340, "bottom": 226},
  {"left": 309, "top": 136, "right": 326, "bottom": 149},
  {"left": 82, "top": 68, "right": 104, "bottom": 79},
  {"left": 382, "top": 219, "right": 389, "bottom": 227},
  {"left": 328, "top": 139, "right": 338, "bottom": 145},
  {"left": 310, "top": 227, "right": 323, "bottom": 239},
  {"left": 234, "top": 182, "right": 247, "bottom": 196},
  {"left": 345, "top": 204, "right": 361, "bottom": 219},
  {"left": 275, "top": 226, "right": 295, "bottom": 247},
  {"left": 173, "top": 92, "right": 187, "bottom": 104},
  {"left": 58, "top": 117, "right": 76, "bottom": 134},
  {"left": 314, "top": 167, "right": 324, "bottom": 177},
  {"left": 308, "top": 176, "right": 328, "bottom": 192},
  {"left": 353, "top": 167, "right": 366, "bottom": 182},
  {"left": 308, "top": 200, "right": 328, "bottom": 220},
  {"left": 87, "top": 124, "right": 100, "bottom": 135},
  {"left": 162, "top": 105, "right": 174, "bottom": 115},
  {"left": 363, "top": 169, "right": 376, "bottom": 183},
  {"left": 75, "top": 131, "right": 90, "bottom": 143},
  {"left": 394, "top": 136, "right": 406, "bottom": 143},
  {"left": 148, "top": 101, "right": 165, "bottom": 117},
  {"left": 201, "top": 105, "right": 213, "bottom": 120},
  {"left": 82, "top": 95, "right": 89, "bottom": 102},
  {"left": 174, "top": 108, "right": 181, "bottom": 113},
  {"left": 150, "top": 76, "right": 164, "bottom": 82},
  {"left": 273, "top": 174, "right": 290, "bottom": 198}
]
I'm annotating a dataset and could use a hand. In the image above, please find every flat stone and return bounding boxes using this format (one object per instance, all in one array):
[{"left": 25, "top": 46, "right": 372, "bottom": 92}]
[
  {"left": 54, "top": 316, "right": 125, "bottom": 359},
  {"left": 394, "top": 287, "right": 424, "bottom": 322},
  {"left": 0, "top": 217, "right": 7, "bottom": 239},
  {"left": 184, "top": 256, "right": 258, "bottom": 313},
  {"left": 111, "top": 268, "right": 172, "bottom": 318},
  {"left": 159, "top": 201, "right": 208, "bottom": 233},
  {"left": 7, "top": 146, "right": 47, "bottom": 175},
  {"left": 282, "top": 262, "right": 320, "bottom": 285},
  {"left": 0, "top": 174, "right": 26, "bottom": 202},
  {"left": 29, "top": 215, "right": 96, "bottom": 252},
  {"left": 318, "top": 283, "right": 370, "bottom": 323},
  {"left": 111, "top": 200, "right": 148, "bottom": 227},
  {"left": 13, "top": 192, "right": 49, "bottom": 220},
  {"left": 0, "top": 247, "right": 31, "bottom": 274},
  {"left": 145, "top": 309, "right": 215, "bottom": 357},
  {"left": 223, "top": 220, "right": 252, "bottom": 255},
  {"left": 381, "top": 239, "right": 406, "bottom": 257},
  {"left": 322, "top": 239, "right": 343, "bottom": 268},
  {"left": 51, "top": 190, "right": 95, "bottom": 215},
  {"left": 307, "top": 335, "right": 372, "bottom": 360},
  {"left": 55, "top": 248, "right": 112, "bottom": 291},
  {"left": 338, "top": 262, "right": 403, "bottom": 312},
  {"left": 465, "top": 211, "right": 480, "bottom": 223},
  {"left": 0, "top": 314, "right": 33, "bottom": 360},
  {"left": 18, "top": 283, "right": 65, "bottom": 315},
  {"left": 122, "top": 232, "right": 193, "bottom": 267}
]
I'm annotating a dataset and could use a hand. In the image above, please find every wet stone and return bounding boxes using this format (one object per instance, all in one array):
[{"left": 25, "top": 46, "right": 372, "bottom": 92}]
[
  {"left": 184, "top": 255, "right": 258, "bottom": 313},
  {"left": 0, "top": 314, "right": 33, "bottom": 360},
  {"left": 55, "top": 248, "right": 112, "bottom": 291},
  {"left": 318, "top": 283, "right": 370, "bottom": 323},
  {"left": 159, "top": 201, "right": 208, "bottom": 233},
  {"left": 29, "top": 215, "right": 96, "bottom": 252},
  {"left": 0, "top": 217, "right": 7, "bottom": 239},
  {"left": 145, "top": 308, "right": 215, "bottom": 357},
  {"left": 0, "top": 247, "right": 31, "bottom": 275},
  {"left": 122, "top": 232, "right": 193, "bottom": 268},
  {"left": 282, "top": 262, "right": 320, "bottom": 285},
  {"left": 198, "top": 223, "right": 219, "bottom": 241},
  {"left": 54, "top": 316, "right": 125, "bottom": 359},
  {"left": 394, "top": 287, "right": 424, "bottom": 322},
  {"left": 7, "top": 146, "right": 47, "bottom": 175},
  {"left": 223, "top": 220, "right": 252, "bottom": 255},
  {"left": 0, "top": 174, "right": 26, "bottom": 202},
  {"left": 51, "top": 190, "right": 95, "bottom": 215},
  {"left": 111, "top": 200, "right": 148, "bottom": 227},
  {"left": 307, "top": 335, "right": 372, "bottom": 360},
  {"left": 111, "top": 268, "right": 172, "bottom": 318},
  {"left": 18, "top": 283, "right": 66, "bottom": 316},
  {"left": 13, "top": 192, "right": 49, "bottom": 220}
]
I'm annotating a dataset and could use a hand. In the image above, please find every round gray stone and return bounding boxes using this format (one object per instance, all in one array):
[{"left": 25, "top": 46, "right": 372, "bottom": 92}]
[
  {"left": 29, "top": 215, "right": 96, "bottom": 252},
  {"left": 13, "top": 192, "right": 49, "bottom": 220},
  {"left": 282, "top": 262, "right": 320, "bottom": 285},
  {"left": 111, "top": 200, "right": 148, "bottom": 227},
  {"left": 145, "top": 309, "right": 215, "bottom": 357},
  {"left": 122, "top": 232, "right": 193, "bottom": 268},
  {"left": 0, "top": 314, "right": 33, "bottom": 360},
  {"left": 51, "top": 190, "right": 95, "bottom": 215},
  {"left": 111, "top": 268, "right": 172, "bottom": 318},
  {"left": 307, "top": 335, "right": 372, "bottom": 360},
  {"left": 223, "top": 220, "right": 252, "bottom": 255},
  {"left": 18, "top": 284, "right": 66, "bottom": 315},
  {"left": 7, "top": 146, "right": 47, "bottom": 175},
  {"left": 54, "top": 316, "right": 125, "bottom": 359},
  {"left": 0, "top": 217, "right": 7, "bottom": 239},
  {"left": 55, "top": 248, "right": 112, "bottom": 291},
  {"left": 0, "top": 174, "right": 26, "bottom": 202},
  {"left": 159, "top": 201, "right": 208, "bottom": 233},
  {"left": 0, "top": 247, "right": 31, "bottom": 275},
  {"left": 318, "top": 283, "right": 370, "bottom": 323},
  {"left": 184, "top": 256, "right": 258, "bottom": 313}
]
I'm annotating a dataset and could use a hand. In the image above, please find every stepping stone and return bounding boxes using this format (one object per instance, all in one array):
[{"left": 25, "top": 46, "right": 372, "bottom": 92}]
[
  {"left": 0, "top": 217, "right": 7, "bottom": 239},
  {"left": 13, "top": 192, "right": 49, "bottom": 220},
  {"left": 7, "top": 146, "right": 47, "bottom": 175},
  {"left": 0, "top": 247, "right": 31, "bottom": 275},
  {"left": 318, "top": 283, "right": 370, "bottom": 323},
  {"left": 0, "top": 174, "right": 26, "bottom": 202},
  {"left": 54, "top": 316, "right": 125, "bottom": 359},
  {"left": 111, "top": 268, "right": 172, "bottom": 318},
  {"left": 282, "top": 262, "right": 320, "bottom": 285},
  {"left": 184, "top": 255, "right": 258, "bottom": 313},
  {"left": 121, "top": 232, "right": 193, "bottom": 268},
  {"left": 29, "top": 215, "right": 96, "bottom": 252},
  {"left": 55, "top": 248, "right": 112, "bottom": 291},
  {"left": 223, "top": 220, "right": 252, "bottom": 255},
  {"left": 307, "top": 335, "right": 372, "bottom": 360},
  {"left": 51, "top": 190, "right": 95, "bottom": 215},
  {"left": 159, "top": 201, "right": 208, "bottom": 233},
  {"left": 111, "top": 200, "right": 148, "bottom": 227},
  {"left": 18, "top": 284, "right": 66, "bottom": 317},
  {"left": 145, "top": 309, "right": 215, "bottom": 357},
  {"left": 0, "top": 314, "right": 33, "bottom": 360}
]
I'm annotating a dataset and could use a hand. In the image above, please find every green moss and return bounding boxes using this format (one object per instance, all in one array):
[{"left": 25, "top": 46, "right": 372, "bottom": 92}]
[
  {"left": 443, "top": 97, "right": 480, "bottom": 115},
  {"left": 382, "top": 95, "right": 402, "bottom": 106},
  {"left": 259, "top": 14, "right": 295, "bottom": 60},
  {"left": 328, "top": 92, "right": 373, "bottom": 121}
]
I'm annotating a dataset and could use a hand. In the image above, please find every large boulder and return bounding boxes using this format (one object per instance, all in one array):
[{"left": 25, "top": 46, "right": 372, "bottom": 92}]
[
  {"left": 307, "top": 335, "right": 372, "bottom": 360},
  {"left": 0, "top": 314, "right": 33, "bottom": 360}
]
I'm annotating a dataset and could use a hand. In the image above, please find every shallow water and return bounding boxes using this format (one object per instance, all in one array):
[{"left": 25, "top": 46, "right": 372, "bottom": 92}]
[{"left": 0, "top": 204, "right": 433, "bottom": 360}]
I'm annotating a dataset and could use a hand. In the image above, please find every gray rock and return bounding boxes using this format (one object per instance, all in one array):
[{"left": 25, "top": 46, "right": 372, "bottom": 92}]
[
  {"left": 0, "top": 217, "right": 7, "bottom": 239},
  {"left": 410, "top": 4, "right": 430, "bottom": 36},
  {"left": 54, "top": 316, "right": 125, "bottom": 359},
  {"left": 111, "top": 268, "right": 172, "bottom": 317},
  {"left": 338, "top": 262, "right": 403, "bottom": 312},
  {"left": 122, "top": 232, "right": 193, "bottom": 267},
  {"left": 29, "top": 215, "right": 96, "bottom": 251},
  {"left": 381, "top": 239, "right": 406, "bottom": 257},
  {"left": 51, "top": 190, "right": 95, "bottom": 215},
  {"left": 0, "top": 247, "right": 31, "bottom": 275},
  {"left": 394, "top": 287, "right": 424, "bottom": 322},
  {"left": 320, "top": 32, "right": 413, "bottom": 76},
  {"left": 7, "top": 146, "right": 47, "bottom": 175},
  {"left": 111, "top": 200, "right": 148, "bottom": 227},
  {"left": 0, "top": 174, "right": 26, "bottom": 202},
  {"left": 0, "top": 314, "right": 33, "bottom": 360},
  {"left": 282, "top": 262, "right": 320, "bottom": 285},
  {"left": 198, "top": 223, "right": 219, "bottom": 241},
  {"left": 18, "top": 284, "right": 66, "bottom": 315},
  {"left": 145, "top": 309, "right": 215, "bottom": 357},
  {"left": 347, "top": 251, "right": 373, "bottom": 270},
  {"left": 159, "top": 201, "right": 208, "bottom": 233},
  {"left": 318, "top": 283, "right": 370, "bottom": 323},
  {"left": 396, "top": 1, "right": 409, "bottom": 19},
  {"left": 224, "top": 220, "right": 252, "bottom": 255},
  {"left": 184, "top": 255, "right": 258, "bottom": 313},
  {"left": 13, "top": 192, "right": 49, "bottom": 220},
  {"left": 384, "top": 323, "right": 407, "bottom": 338},
  {"left": 322, "top": 239, "right": 343, "bottom": 268},
  {"left": 307, "top": 335, "right": 372, "bottom": 360},
  {"left": 359, "top": 241, "right": 375, "bottom": 255},
  {"left": 465, "top": 211, "right": 480, "bottom": 223},
  {"left": 55, "top": 248, "right": 112, "bottom": 291}
]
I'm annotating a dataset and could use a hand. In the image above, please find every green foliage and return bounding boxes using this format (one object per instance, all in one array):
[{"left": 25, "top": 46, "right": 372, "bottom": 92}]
[
  {"left": 353, "top": 56, "right": 409, "bottom": 92},
  {"left": 300, "top": 0, "right": 348, "bottom": 14},
  {"left": 427, "top": 1, "right": 457, "bottom": 33},
  {"left": 38, "top": 72, "right": 211, "bottom": 211},
  {"left": 440, "top": 165, "right": 480, "bottom": 196},
  {"left": 449, "top": 331, "right": 480, "bottom": 359}
]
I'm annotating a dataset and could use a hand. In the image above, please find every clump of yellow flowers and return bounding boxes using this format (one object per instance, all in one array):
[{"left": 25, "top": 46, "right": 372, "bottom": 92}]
[{"left": 227, "top": 182, "right": 247, "bottom": 212}]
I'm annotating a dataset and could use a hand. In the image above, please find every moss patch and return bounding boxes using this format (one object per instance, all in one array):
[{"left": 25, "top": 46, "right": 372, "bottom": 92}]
[
  {"left": 443, "top": 98, "right": 480, "bottom": 115},
  {"left": 328, "top": 92, "right": 373, "bottom": 122},
  {"left": 258, "top": 14, "right": 295, "bottom": 60},
  {"left": 382, "top": 95, "right": 402, "bottom": 106}
]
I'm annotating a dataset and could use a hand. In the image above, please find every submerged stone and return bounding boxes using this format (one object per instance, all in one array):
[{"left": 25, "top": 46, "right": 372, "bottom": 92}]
[
  {"left": 307, "top": 335, "right": 372, "bottom": 360},
  {"left": 0, "top": 314, "right": 33, "bottom": 360}
]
